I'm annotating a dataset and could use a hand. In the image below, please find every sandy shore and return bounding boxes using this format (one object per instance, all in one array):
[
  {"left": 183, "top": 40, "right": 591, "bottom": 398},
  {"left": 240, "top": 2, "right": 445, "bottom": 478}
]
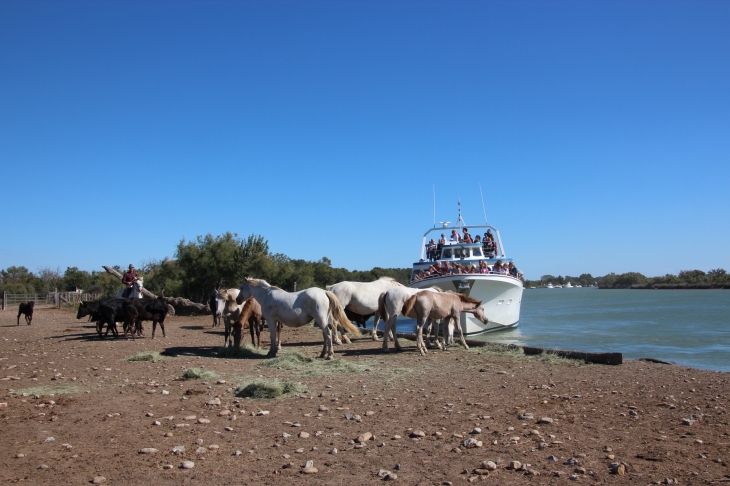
[{"left": 1, "top": 308, "right": 729, "bottom": 484}]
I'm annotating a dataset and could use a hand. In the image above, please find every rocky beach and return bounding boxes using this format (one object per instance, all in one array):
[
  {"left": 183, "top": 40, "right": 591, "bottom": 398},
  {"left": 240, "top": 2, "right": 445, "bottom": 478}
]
[{"left": 1, "top": 308, "right": 729, "bottom": 484}]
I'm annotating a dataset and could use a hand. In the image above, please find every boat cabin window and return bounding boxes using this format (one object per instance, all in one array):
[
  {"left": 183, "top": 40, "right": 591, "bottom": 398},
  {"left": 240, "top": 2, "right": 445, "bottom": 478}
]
[
  {"left": 454, "top": 247, "right": 469, "bottom": 259},
  {"left": 472, "top": 247, "right": 482, "bottom": 257},
  {"left": 442, "top": 248, "right": 452, "bottom": 259}
]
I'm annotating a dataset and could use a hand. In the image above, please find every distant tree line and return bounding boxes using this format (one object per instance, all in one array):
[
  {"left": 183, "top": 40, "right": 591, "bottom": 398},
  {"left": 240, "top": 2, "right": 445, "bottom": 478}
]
[
  {"left": 596, "top": 269, "right": 730, "bottom": 289},
  {"left": 0, "top": 232, "right": 411, "bottom": 301},
  {"left": 524, "top": 274, "right": 597, "bottom": 288},
  {"left": 524, "top": 269, "right": 730, "bottom": 289}
]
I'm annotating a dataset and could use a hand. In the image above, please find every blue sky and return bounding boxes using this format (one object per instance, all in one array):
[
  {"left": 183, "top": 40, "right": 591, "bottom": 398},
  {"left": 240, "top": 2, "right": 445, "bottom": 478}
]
[{"left": 1, "top": 0, "right": 728, "bottom": 280}]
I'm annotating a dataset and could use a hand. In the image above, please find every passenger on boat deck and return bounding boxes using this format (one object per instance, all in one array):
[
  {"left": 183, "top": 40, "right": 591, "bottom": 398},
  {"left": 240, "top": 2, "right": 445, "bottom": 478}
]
[
  {"left": 441, "top": 261, "right": 452, "bottom": 274},
  {"left": 508, "top": 262, "right": 523, "bottom": 279},
  {"left": 428, "top": 263, "right": 442, "bottom": 275},
  {"left": 450, "top": 229, "right": 460, "bottom": 242},
  {"left": 478, "top": 260, "right": 489, "bottom": 274},
  {"left": 491, "top": 260, "right": 506, "bottom": 274},
  {"left": 475, "top": 235, "right": 481, "bottom": 244},
  {"left": 425, "top": 238, "right": 437, "bottom": 260},
  {"left": 469, "top": 263, "right": 478, "bottom": 273},
  {"left": 483, "top": 230, "right": 497, "bottom": 255},
  {"left": 454, "top": 264, "right": 464, "bottom": 274},
  {"left": 462, "top": 228, "right": 474, "bottom": 244}
]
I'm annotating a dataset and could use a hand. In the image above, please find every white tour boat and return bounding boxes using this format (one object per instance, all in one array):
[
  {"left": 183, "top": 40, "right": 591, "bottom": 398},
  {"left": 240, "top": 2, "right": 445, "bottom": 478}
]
[
  {"left": 407, "top": 207, "right": 523, "bottom": 336},
  {"left": 546, "top": 283, "right": 554, "bottom": 289}
]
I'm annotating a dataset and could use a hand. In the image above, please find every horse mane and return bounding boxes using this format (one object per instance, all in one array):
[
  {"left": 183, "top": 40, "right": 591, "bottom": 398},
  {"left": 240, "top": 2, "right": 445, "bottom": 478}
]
[
  {"left": 246, "top": 278, "right": 282, "bottom": 291},
  {"left": 378, "top": 276, "right": 405, "bottom": 287},
  {"left": 457, "top": 293, "right": 482, "bottom": 306}
]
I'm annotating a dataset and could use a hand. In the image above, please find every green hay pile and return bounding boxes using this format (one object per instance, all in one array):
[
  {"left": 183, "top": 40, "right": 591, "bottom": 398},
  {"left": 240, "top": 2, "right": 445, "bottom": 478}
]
[
  {"left": 465, "top": 343, "right": 583, "bottom": 366},
  {"left": 260, "top": 351, "right": 370, "bottom": 376},
  {"left": 218, "top": 343, "right": 268, "bottom": 358},
  {"left": 126, "top": 351, "right": 165, "bottom": 362},
  {"left": 13, "top": 385, "right": 80, "bottom": 396},
  {"left": 182, "top": 368, "right": 218, "bottom": 380},
  {"left": 234, "top": 379, "right": 304, "bottom": 400}
]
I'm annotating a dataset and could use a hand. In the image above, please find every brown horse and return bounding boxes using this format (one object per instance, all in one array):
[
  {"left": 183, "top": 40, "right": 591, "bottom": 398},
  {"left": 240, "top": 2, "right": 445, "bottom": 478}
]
[
  {"left": 233, "top": 297, "right": 264, "bottom": 348},
  {"left": 402, "top": 291, "right": 488, "bottom": 355}
]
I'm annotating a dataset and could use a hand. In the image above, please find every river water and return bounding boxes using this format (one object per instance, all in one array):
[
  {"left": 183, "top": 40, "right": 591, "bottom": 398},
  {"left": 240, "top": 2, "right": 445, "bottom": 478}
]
[{"left": 375, "top": 288, "right": 730, "bottom": 372}]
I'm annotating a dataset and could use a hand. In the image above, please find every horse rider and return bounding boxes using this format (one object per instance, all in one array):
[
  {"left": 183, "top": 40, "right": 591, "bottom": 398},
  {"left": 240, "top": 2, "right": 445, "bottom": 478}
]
[{"left": 121, "top": 264, "right": 138, "bottom": 298}]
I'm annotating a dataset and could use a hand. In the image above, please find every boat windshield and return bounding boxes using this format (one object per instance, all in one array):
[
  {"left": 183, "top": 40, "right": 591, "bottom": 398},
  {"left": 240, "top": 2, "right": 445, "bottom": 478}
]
[{"left": 440, "top": 245, "right": 482, "bottom": 260}]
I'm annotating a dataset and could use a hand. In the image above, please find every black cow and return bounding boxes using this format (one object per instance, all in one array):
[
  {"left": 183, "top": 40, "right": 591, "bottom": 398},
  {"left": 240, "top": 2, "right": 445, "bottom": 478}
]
[
  {"left": 95, "top": 298, "right": 134, "bottom": 338},
  {"left": 17, "top": 301, "right": 34, "bottom": 325},
  {"left": 123, "top": 296, "right": 170, "bottom": 339},
  {"left": 345, "top": 308, "right": 375, "bottom": 329},
  {"left": 78, "top": 299, "right": 123, "bottom": 337}
]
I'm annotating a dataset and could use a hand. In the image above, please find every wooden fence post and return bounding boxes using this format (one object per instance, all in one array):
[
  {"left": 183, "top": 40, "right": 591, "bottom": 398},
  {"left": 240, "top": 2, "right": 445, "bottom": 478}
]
[{"left": 1, "top": 291, "right": 6, "bottom": 311}]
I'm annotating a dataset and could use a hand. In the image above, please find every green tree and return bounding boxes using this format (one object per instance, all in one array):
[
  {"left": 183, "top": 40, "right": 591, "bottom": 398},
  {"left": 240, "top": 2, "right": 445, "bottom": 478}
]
[{"left": 62, "top": 267, "right": 91, "bottom": 290}]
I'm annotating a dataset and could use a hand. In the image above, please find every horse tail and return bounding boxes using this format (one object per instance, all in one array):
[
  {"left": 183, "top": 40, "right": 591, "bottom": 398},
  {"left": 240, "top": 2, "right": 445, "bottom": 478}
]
[
  {"left": 325, "top": 291, "right": 361, "bottom": 338},
  {"left": 402, "top": 293, "right": 418, "bottom": 317},
  {"left": 325, "top": 284, "right": 333, "bottom": 291},
  {"left": 377, "top": 292, "right": 387, "bottom": 320}
]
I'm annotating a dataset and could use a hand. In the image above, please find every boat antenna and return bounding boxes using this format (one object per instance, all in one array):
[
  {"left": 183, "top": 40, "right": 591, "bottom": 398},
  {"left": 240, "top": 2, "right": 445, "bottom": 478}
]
[
  {"left": 456, "top": 199, "right": 466, "bottom": 228},
  {"left": 479, "top": 183, "right": 488, "bottom": 225},
  {"left": 432, "top": 185, "right": 436, "bottom": 228}
]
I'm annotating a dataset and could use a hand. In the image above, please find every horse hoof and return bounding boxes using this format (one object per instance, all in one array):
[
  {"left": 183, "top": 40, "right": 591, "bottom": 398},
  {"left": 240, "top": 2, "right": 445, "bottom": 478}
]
[{"left": 342, "top": 336, "right": 351, "bottom": 344}]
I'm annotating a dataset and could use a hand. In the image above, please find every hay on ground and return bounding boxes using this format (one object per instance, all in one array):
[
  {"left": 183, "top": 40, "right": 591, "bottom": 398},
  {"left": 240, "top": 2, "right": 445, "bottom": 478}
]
[
  {"left": 182, "top": 368, "right": 218, "bottom": 380},
  {"left": 218, "top": 343, "right": 268, "bottom": 359},
  {"left": 126, "top": 351, "right": 165, "bottom": 362},
  {"left": 260, "top": 351, "right": 370, "bottom": 376},
  {"left": 234, "top": 379, "right": 304, "bottom": 400},
  {"left": 13, "top": 385, "right": 81, "bottom": 396}
]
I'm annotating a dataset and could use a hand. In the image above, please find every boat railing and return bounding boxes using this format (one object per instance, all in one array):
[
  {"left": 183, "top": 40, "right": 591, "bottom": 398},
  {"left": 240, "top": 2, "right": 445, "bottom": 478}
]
[{"left": 410, "top": 271, "right": 523, "bottom": 284}]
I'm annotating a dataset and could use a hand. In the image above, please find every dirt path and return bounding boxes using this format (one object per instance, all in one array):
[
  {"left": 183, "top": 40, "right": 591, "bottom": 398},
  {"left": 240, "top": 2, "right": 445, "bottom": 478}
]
[{"left": 1, "top": 308, "right": 728, "bottom": 484}]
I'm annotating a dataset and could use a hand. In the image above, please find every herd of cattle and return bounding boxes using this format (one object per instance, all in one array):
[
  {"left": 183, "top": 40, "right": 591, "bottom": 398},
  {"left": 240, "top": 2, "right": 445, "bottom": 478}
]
[{"left": 77, "top": 295, "right": 170, "bottom": 339}]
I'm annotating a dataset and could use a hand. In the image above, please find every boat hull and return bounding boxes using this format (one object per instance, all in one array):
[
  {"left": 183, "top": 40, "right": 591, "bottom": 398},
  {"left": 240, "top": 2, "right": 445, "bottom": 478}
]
[{"left": 409, "top": 274, "right": 523, "bottom": 335}]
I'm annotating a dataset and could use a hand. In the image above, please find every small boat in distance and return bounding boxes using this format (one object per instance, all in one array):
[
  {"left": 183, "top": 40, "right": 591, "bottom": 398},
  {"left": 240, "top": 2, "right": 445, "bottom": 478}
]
[
  {"left": 546, "top": 283, "right": 554, "bottom": 289},
  {"left": 565, "top": 282, "right": 573, "bottom": 288},
  {"left": 408, "top": 204, "right": 523, "bottom": 335}
]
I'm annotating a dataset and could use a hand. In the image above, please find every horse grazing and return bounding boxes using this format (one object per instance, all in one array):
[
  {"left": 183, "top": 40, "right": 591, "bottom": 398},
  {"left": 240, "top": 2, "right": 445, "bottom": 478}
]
[
  {"left": 17, "top": 302, "right": 35, "bottom": 325},
  {"left": 326, "top": 277, "right": 403, "bottom": 342},
  {"left": 402, "top": 291, "right": 488, "bottom": 355},
  {"left": 237, "top": 278, "right": 361, "bottom": 359},
  {"left": 378, "top": 286, "right": 442, "bottom": 353}
]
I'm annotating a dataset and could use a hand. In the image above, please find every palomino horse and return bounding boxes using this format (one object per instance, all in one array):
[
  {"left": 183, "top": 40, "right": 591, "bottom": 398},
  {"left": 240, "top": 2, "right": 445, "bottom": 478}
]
[
  {"left": 378, "top": 286, "right": 442, "bottom": 353},
  {"left": 326, "top": 277, "right": 403, "bottom": 342},
  {"left": 216, "top": 288, "right": 245, "bottom": 347},
  {"left": 236, "top": 278, "right": 361, "bottom": 359},
  {"left": 402, "top": 291, "right": 488, "bottom": 355}
]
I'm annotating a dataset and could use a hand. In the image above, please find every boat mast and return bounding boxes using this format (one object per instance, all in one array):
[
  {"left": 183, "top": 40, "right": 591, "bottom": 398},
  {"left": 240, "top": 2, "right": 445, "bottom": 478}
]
[{"left": 456, "top": 199, "right": 466, "bottom": 229}]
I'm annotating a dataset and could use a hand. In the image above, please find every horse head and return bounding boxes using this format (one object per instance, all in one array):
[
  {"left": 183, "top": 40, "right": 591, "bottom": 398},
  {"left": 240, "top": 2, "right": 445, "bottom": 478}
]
[
  {"left": 472, "top": 303, "right": 489, "bottom": 324},
  {"left": 236, "top": 280, "right": 250, "bottom": 305}
]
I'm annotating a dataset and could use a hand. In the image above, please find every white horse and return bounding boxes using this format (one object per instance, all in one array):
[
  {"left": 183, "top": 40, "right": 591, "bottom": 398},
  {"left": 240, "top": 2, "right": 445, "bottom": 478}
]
[
  {"left": 236, "top": 278, "right": 361, "bottom": 359},
  {"left": 115, "top": 278, "right": 144, "bottom": 299},
  {"left": 377, "top": 286, "right": 442, "bottom": 353},
  {"left": 216, "top": 288, "right": 244, "bottom": 347},
  {"left": 326, "top": 277, "right": 404, "bottom": 342}
]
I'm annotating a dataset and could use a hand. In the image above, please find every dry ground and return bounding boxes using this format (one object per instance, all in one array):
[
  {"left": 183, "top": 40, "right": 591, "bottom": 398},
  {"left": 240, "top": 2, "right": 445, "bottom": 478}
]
[{"left": 1, "top": 308, "right": 729, "bottom": 485}]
